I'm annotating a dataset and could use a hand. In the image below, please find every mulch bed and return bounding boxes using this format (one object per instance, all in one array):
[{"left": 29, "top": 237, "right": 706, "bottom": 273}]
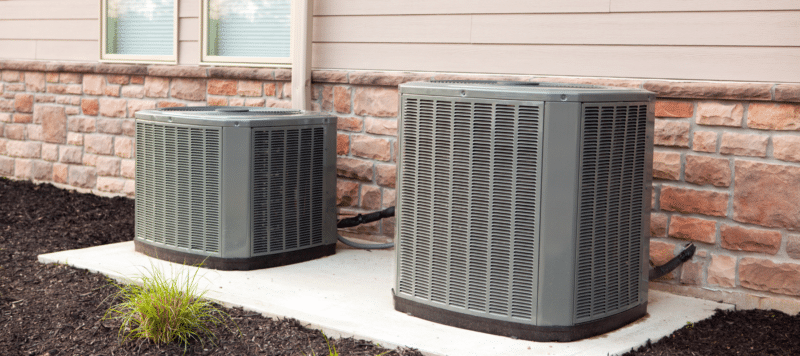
[
  {"left": 622, "top": 308, "right": 800, "bottom": 356},
  {"left": 1, "top": 178, "right": 799, "bottom": 355},
  {"left": 0, "top": 179, "right": 420, "bottom": 356}
]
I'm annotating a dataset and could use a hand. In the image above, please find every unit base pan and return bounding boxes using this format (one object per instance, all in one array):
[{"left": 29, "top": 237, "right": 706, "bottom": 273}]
[
  {"left": 134, "top": 240, "right": 336, "bottom": 271},
  {"left": 394, "top": 294, "right": 647, "bottom": 342}
]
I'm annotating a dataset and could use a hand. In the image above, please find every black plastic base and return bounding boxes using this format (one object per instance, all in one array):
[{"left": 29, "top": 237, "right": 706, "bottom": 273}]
[
  {"left": 394, "top": 294, "right": 647, "bottom": 342},
  {"left": 134, "top": 239, "right": 336, "bottom": 271}
]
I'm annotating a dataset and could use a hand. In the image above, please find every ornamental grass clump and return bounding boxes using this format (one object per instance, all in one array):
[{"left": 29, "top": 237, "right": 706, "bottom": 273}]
[
  {"left": 305, "top": 332, "right": 339, "bottom": 356},
  {"left": 104, "top": 264, "right": 232, "bottom": 351}
]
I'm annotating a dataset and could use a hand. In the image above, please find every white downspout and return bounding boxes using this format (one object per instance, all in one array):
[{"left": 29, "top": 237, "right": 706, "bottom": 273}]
[{"left": 291, "top": 0, "right": 313, "bottom": 110}]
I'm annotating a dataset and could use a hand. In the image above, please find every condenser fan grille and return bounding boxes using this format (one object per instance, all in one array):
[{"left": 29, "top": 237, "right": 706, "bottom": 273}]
[
  {"left": 135, "top": 122, "right": 222, "bottom": 253},
  {"left": 252, "top": 127, "right": 326, "bottom": 255},
  {"left": 398, "top": 96, "right": 543, "bottom": 320},
  {"left": 575, "top": 103, "right": 648, "bottom": 323}
]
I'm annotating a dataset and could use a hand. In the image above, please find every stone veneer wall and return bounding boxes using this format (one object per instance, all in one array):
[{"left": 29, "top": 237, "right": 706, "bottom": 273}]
[{"left": 2, "top": 60, "right": 800, "bottom": 311}]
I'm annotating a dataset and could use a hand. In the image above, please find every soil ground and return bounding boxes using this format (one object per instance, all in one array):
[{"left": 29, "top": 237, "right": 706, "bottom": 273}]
[
  {"left": 0, "top": 179, "right": 420, "bottom": 356},
  {"left": 1, "top": 178, "right": 799, "bottom": 355}
]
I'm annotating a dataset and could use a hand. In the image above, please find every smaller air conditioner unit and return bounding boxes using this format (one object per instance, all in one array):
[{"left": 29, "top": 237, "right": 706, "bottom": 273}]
[
  {"left": 394, "top": 81, "right": 655, "bottom": 341},
  {"left": 134, "top": 107, "right": 337, "bottom": 270}
]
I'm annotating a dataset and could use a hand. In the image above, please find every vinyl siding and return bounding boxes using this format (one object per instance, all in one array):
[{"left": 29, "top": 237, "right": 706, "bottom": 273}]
[
  {"left": 0, "top": 0, "right": 798, "bottom": 82},
  {"left": 0, "top": 0, "right": 98, "bottom": 61},
  {"left": 313, "top": 43, "right": 800, "bottom": 83},
  {"left": 0, "top": 0, "right": 199, "bottom": 63},
  {"left": 312, "top": 0, "right": 800, "bottom": 82}
]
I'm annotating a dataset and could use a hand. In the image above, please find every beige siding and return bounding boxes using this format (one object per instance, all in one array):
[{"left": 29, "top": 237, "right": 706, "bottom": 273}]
[
  {"left": 313, "top": 16, "right": 473, "bottom": 44},
  {"left": 470, "top": 12, "right": 799, "bottom": 47},
  {"left": 179, "top": 18, "right": 199, "bottom": 42},
  {"left": 178, "top": 41, "right": 200, "bottom": 65},
  {"left": 178, "top": 0, "right": 199, "bottom": 60},
  {"left": 0, "top": 0, "right": 97, "bottom": 20},
  {"left": 0, "top": 0, "right": 797, "bottom": 82},
  {"left": 0, "top": 39, "right": 36, "bottom": 59},
  {"left": 313, "top": 0, "right": 800, "bottom": 15},
  {"left": 313, "top": 0, "right": 800, "bottom": 82},
  {"left": 0, "top": 20, "right": 97, "bottom": 41},
  {"left": 610, "top": 0, "right": 800, "bottom": 12},
  {"left": 36, "top": 40, "right": 97, "bottom": 61},
  {"left": 179, "top": 0, "right": 200, "bottom": 18},
  {"left": 314, "top": 43, "right": 800, "bottom": 83},
  {"left": 313, "top": 0, "right": 611, "bottom": 16},
  {"left": 0, "top": 0, "right": 199, "bottom": 63},
  {"left": 0, "top": 0, "right": 97, "bottom": 61},
  {"left": 315, "top": 12, "right": 798, "bottom": 47}
]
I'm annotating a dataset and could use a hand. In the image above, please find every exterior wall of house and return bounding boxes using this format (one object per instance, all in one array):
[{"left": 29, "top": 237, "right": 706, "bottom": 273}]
[
  {"left": 1, "top": 0, "right": 799, "bottom": 82},
  {"left": 0, "top": 0, "right": 799, "bottom": 313},
  {"left": 1, "top": 59, "right": 800, "bottom": 312}
]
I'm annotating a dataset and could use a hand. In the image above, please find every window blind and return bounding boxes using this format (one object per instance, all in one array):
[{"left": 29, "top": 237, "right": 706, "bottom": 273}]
[
  {"left": 106, "top": 0, "right": 174, "bottom": 56},
  {"left": 207, "top": 0, "right": 291, "bottom": 58}
]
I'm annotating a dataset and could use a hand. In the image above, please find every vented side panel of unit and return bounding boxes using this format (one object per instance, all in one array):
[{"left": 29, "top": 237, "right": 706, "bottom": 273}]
[
  {"left": 135, "top": 122, "right": 222, "bottom": 253},
  {"left": 252, "top": 127, "right": 326, "bottom": 255},
  {"left": 397, "top": 96, "right": 543, "bottom": 321},
  {"left": 574, "top": 103, "right": 649, "bottom": 323}
]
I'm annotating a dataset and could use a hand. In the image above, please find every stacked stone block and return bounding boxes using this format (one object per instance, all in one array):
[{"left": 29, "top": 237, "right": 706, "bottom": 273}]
[
  {"left": 310, "top": 72, "right": 406, "bottom": 239},
  {"left": 646, "top": 87, "right": 800, "bottom": 308},
  {"left": 0, "top": 62, "right": 291, "bottom": 197}
]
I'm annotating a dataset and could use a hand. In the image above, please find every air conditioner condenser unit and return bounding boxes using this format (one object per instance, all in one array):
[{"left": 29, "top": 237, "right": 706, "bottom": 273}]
[
  {"left": 394, "top": 81, "right": 655, "bottom": 341},
  {"left": 134, "top": 107, "right": 337, "bottom": 270}
]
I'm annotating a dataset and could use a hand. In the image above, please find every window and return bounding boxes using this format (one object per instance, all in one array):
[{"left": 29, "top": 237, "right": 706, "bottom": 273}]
[
  {"left": 202, "top": 0, "right": 292, "bottom": 66},
  {"left": 101, "top": 0, "right": 178, "bottom": 63}
]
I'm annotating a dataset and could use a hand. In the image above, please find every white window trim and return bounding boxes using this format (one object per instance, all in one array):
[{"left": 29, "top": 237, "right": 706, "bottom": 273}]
[
  {"left": 100, "top": 0, "right": 179, "bottom": 64},
  {"left": 200, "top": 0, "right": 293, "bottom": 67}
]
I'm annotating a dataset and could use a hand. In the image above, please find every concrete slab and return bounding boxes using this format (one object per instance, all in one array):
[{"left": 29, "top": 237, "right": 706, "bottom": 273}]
[{"left": 39, "top": 242, "right": 733, "bottom": 356}]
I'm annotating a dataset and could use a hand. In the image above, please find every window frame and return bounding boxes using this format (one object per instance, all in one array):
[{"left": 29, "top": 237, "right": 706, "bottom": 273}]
[
  {"left": 100, "top": 0, "right": 179, "bottom": 64},
  {"left": 200, "top": 0, "right": 294, "bottom": 67}
]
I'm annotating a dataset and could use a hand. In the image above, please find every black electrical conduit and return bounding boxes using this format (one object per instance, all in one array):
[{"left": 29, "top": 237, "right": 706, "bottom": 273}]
[
  {"left": 649, "top": 243, "right": 696, "bottom": 281},
  {"left": 336, "top": 206, "right": 396, "bottom": 249},
  {"left": 338, "top": 207, "right": 697, "bottom": 279}
]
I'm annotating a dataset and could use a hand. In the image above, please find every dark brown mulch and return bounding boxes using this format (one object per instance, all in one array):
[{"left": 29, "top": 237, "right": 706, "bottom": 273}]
[
  {"left": 2, "top": 178, "right": 800, "bottom": 355},
  {"left": 0, "top": 178, "right": 421, "bottom": 356},
  {"left": 622, "top": 308, "right": 800, "bottom": 356}
]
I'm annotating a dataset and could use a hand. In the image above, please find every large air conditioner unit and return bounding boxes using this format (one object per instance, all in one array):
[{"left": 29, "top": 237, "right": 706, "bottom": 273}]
[
  {"left": 394, "top": 81, "right": 655, "bottom": 341},
  {"left": 134, "top": 107, "right": 337, "bottom": 270}
]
